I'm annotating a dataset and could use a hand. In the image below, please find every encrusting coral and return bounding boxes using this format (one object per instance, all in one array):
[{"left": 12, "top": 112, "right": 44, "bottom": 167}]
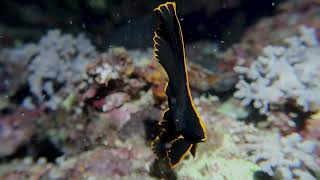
[
  {"left": 177, "top": 149, "right": 260, "bottom": 180},
  {"left": 176, "top": 96, "right": 259, "bottom": 180},
  {"left": 0, "top": 108, "right": 40, "bottom": 156},
  {"left": 234, "top": 26, "right": 320, "bottom": 114},
  {"left": 82, "top": 47, "right": 162, "bottom": 113}
]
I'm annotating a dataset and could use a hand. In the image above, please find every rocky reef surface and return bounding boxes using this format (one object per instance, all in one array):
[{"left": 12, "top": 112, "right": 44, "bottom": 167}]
[{"left": 0, "top": 0, "right": 319, "bottom": 179}]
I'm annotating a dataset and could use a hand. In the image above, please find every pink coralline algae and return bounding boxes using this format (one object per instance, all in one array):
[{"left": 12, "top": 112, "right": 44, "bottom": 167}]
[{"left": 0, "top": 108, "right": 40, "bottom": 156}]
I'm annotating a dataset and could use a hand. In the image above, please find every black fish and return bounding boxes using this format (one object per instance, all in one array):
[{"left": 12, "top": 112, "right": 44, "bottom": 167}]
[{"left": 151, "top": 2, "right": 207, "bottom": 168}]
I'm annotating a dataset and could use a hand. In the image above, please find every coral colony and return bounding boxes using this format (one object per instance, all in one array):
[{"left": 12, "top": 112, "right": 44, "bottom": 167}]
[
  {"left": 4, "top": 30, "right": 98, "bottom": 110},
  {"left": 234, "top": 26, "right": 320, "bottom": 114}
]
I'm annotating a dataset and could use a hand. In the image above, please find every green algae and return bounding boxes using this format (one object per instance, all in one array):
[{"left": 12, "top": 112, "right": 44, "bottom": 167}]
[
  {"left": 178, "top": 154, "right": 260, "bottom": 180},
  {"left": 177, "top": 127, "right": 260, "bottom": 180},
  {"left": 218, "top": 99, "right": 248, "bottom": 119},
  {"left": 61, "top": 93, "right": 76, "bottom": 111}
]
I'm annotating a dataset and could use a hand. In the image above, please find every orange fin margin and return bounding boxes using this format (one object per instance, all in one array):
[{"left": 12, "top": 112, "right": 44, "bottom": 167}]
[{"left": 166, "top": 136, "right": 193, "bottom": 168}]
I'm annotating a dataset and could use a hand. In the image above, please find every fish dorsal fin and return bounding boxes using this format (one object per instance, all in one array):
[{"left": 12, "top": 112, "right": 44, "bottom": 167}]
[
  {"left": 153, "top": 2, "right": 187, "bottom": 89},
  {"left": 153, "top": 2, "right": 207, "bottom": 141}
]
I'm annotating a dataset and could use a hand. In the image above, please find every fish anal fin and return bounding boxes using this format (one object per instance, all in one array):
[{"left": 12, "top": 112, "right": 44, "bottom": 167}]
[
  {"left": 151, "top": 132, "right": 167, "bottom": 159},
  {"left": 152, "top": 108, "right": 179, "bottom": 160},
  {"left": 166, "top": 135, "right": 193, "bottom": 168}
]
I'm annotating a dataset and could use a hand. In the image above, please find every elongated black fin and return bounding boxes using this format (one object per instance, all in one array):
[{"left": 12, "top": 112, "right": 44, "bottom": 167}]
[
  {"left": 152, "top": 109, "right": 179, "bottom": 159},
  {"left": 153, "top": 2, "right": 207, "bottom": 139},
  {"left": 166, "top": 136, "right": 193, "bottom": 168},
  {"left": 153, "top": 2, "right": 187, "bottom": 94},
  {"left": 152, "top": 1, "right": 207, "bottom": 169},
  {"left": 151, "top": 134, "right": 167, "bottom": 159}
]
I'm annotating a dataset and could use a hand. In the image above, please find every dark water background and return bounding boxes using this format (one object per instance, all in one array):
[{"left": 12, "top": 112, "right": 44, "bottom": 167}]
[{"left": 0, "top": 0, "right": 284, "bottom": 49}]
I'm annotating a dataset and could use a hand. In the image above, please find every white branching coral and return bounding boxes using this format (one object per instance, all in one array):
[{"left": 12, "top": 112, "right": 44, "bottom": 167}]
[
  {"left": 21, "top": 30, "right": 97, "bottom": 110},
  {"left": 190, "top": 94, "right": 319, "bottom": 180},
  {"left": 234, "top": 26, "right": 320, "bottom": 114},
  {"left": 239, "top": 132, "right": 319, "bottom": 180}
]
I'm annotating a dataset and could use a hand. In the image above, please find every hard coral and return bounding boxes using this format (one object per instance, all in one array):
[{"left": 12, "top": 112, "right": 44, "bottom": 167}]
[
  {"left": 234, "top": 26, "right": 320, "bottom": 114},
  {"left": 18, "top": 30, "right": 97, "bottom": 110},
  {"left": 194, "top": 95, "right": 319, "bottom": 180},
  {"left": 86, "top": 47, "right": 134, "bottom": 86},
  {"left": 0, "top": 137, "right": 154, "bottom": 180},
  {"left": 240, "top": 132, "right": 320, "bottom": 180},
  {"left": 83, "top": 47, "right": 154, "bottom": 114},
  {"left": 101, "top": 90, "right": 155, "bottom": 130},
  {"left": 178, "top": 97, "right": 261, "bottom": 180},
  {"left": 302, "top": 116, "right": 320, "bottom": 140}
]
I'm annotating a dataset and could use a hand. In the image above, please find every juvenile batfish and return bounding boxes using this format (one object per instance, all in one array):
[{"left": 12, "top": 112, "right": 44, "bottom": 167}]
[{"left": 151, "top": 2, "right": 207, "bottom": 168}]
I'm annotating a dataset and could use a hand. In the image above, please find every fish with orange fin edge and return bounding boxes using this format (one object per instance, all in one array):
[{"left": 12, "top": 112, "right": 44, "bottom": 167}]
[{"left": 151, "top": 2, "right": 207, "bottom": 168}]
